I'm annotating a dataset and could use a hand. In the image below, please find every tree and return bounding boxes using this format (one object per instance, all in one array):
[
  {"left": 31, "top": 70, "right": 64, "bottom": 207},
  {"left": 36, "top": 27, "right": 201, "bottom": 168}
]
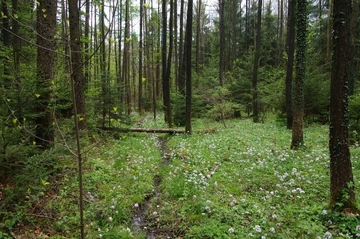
[
  {"left": 69, "top": 0, "right": 87, "bottom": 130},
  {"left": 177, "top": 0, "right": 185, "bottom": 92},
  {"left": 252, "top": 0, "right": 262, "bottom": 123},
  {"left": 123, "top": 0, "right": 131, "bottom": 115},
  {"left": 185, "top": 0, "right": 193, "bottom": 133},
  {"left": 329, "top": 0, "right": 358, "bottom": 213},
  {"left": 35, "top": 0, "right": 57, "bottom": 148},
  {"left": 218, "top": 0, "right": 225, "bottom": 86},
  {"left": 285, "top": 0, "right": 295, "bottom": 129},
  {"left": 162, "top": 0, "right": 173, "bottom": 126},
  {"left": 291, "top": 0, "right": 307, "bottom": 149},
  {"left": 138, "top": 0, "right": 144, "bottom": 113}
]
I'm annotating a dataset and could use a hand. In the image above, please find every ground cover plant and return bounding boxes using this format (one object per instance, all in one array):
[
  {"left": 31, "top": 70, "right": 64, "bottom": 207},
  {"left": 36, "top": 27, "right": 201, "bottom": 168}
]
[
  {"left": 1, "top": 114, "right": 359, "bottom": 238},
  {"left": 140, "top": 116, "right": 360, "bottom": 238}
]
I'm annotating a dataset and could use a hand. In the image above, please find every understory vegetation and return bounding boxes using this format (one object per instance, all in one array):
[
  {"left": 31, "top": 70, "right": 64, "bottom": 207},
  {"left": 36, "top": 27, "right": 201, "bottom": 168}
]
[{"left": 1, "top": 114, "right": 359, "bottom": 238}]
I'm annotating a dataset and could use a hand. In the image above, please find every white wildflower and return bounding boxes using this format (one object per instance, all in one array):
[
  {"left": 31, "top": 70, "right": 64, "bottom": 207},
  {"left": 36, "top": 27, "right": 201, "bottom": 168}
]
[
  {"left": 270, "top": 227, "right": 275, "bottom": 233},
  {"left": 324, "top": 231, "right": 333, "bottom": 239},
  {"left": 254, "top": 225, "right": 262, "bottom": 233},
  {"left": 228, "top": 227, "right": 235, "bottom": 233}
]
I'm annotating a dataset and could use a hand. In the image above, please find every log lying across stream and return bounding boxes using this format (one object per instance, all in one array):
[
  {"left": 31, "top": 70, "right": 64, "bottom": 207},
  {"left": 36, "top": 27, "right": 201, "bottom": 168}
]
[
  {"left": 99, "top": 126, "right": 187, "bottom": 134},
  {"left": 99, "top": 127, "right": 217, "bottom": 134}
]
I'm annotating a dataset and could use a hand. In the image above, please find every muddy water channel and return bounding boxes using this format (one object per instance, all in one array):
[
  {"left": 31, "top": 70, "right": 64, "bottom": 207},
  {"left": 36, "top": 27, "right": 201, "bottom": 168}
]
[{"left": 132, "top": 135, "right": 172, "bottom": 238}]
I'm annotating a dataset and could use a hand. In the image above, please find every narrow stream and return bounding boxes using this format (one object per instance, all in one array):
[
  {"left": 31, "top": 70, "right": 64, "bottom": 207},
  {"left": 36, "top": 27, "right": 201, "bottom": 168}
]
[{"left": 132, "top": 134, "right": 171, "bottom": 238}]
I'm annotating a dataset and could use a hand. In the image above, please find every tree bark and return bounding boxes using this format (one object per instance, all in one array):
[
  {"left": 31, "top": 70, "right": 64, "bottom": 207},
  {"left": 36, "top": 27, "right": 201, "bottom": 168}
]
[
  {"left": 162, "top": 0, "right": 173, "bottom": 126},
  {"left": 185, "top": 0, "right": 193, "bottom": 134},
  {"left": 69, "top": 0, "right": 87, "bottom": 130},
  {"left": 219, "top": 0, "right": 225, "bottom": 86},
  {"left": 123, "top": 0, "right": 131, "bottom": 115},
  {"left": 285, "top": 0, "right": 295, "bottom": 129},
  {"left": 139, "top": 0, "right": 144, "bottom": 113},
  {"left": 329, "top": 0, "right": 357, "bottom": 213},
  {"left": 177, "top": 0, "right": 185, "bottom": 92},
  {"left": 35, "top": 0, "right": 57, "bottom": 147},
  {"left": 252, "top": 0, "right": 262, "bottom": 123},
  {"left": 291, "top": 0, "right": 306, "bottom": 149}
]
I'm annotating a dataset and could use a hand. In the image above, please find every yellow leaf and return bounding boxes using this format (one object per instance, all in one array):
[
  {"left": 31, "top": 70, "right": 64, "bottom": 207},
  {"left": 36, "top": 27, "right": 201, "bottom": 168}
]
[
  {"left": 79, "top": 117, "right": 84, "bottom": 121},
  {"left": 52, "top": 122, "right": 55, "bottom": 126},
  {"left": 12, "top": 118, "right": 17, "bottom": 124},
  {"left": 23, "top": 117, "right": 26, "bottom": 122},
  {"left": 126, "top": 38, "right": 131, "bottom": 42},
  {"left": 17, "top": 125, "right": 22, "bottom": 130},
  {"left": 43, "top": 14, "right": 47, "bottom": 18},
  {"left": 6, "top": 99, "right": 10, "bottom": 102},
  {"left": 1, "top": 12, "right": 8, "bottom": 19},
  {"left": 117, "top": 119, "right": 121, "bottom": 122},
  {"left": 110, "top": 118, "right": 114, "bottom": 122},
  {"left": 33, "top": 141, "right": 36, "bottom": 145},
  {"left": 113, "top": 107, "right": 118, "bottom": 112},
  {"left": 14, "top": 14, "right": 18, "bottom": 19},
  {"left": 35, "top": 93, "right": 40, "bottom": 98},
  {"left": 36, "top": 1, "right": 40, "bottom": 6},
  {"left": 41, "top": 8, "right": 46, "bottom": 13},
  {"left": 142, "top": 77, "right": 146, "bottom": 82},
  {"left": 51, "top": 80, "right": 55, "bottom": 85}
]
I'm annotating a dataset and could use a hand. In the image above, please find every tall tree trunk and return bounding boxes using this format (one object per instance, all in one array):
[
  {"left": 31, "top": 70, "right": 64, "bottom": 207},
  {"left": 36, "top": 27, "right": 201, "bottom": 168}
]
[
  {"left": 245, "top": 0, "right": 250, "bottom": 51},
  {"left": 100, "top": 1, "right": 107, "bottom": 127},
  {"left": 195, "top": 0, "right": 201, "bottom": 74},
  {"left": 329, "top": 0, "right": 357, "bottom": 213},
  {"left": 326, "top": 0, "right": 332, "bottom": 60},
  {"left": 252, "top": 0, "right": 262, "bottom": 123},
  {"left": 177, "top": 0, "right": 185, "bottom": 92},
  {"left": 69, "top": 0, "right": 87, "bottom": 130},
  {"left": 117, "top": 0, "right": 123, "bottom": 109},
  {"left": 162, "top": 0, "right": 173, "bottom": 126},
  {"left": 138, "top": 0, "right": 144, "bottom": 113},
  {"left": 35, "top": 0, "right": 57, "bottom": 147},
  {"left": 84, "top": 0, "right": 90, "bottom": 90},
  {"left": 285, "top": 0, "right": 295, "bottom": 129},
  {"left": 278, "top": 0, "right": 284, "bottom": 64},
  {"left": 185, "top": 0, "right": 193, "bottom": 134},
  {"left": 123, "top": 0, "right": 131, "bottom": 115},
  {"left": 219, "top": 0, "right": 225, "bottom": 85},
  {"left": 291, "top": 0, "right": 307, "bottom": 149}
]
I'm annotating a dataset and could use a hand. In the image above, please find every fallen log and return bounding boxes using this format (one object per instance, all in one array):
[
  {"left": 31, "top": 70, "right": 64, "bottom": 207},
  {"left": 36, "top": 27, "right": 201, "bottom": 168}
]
[{"left": 99, "top": 127, "right": 187, "bottom": 134}]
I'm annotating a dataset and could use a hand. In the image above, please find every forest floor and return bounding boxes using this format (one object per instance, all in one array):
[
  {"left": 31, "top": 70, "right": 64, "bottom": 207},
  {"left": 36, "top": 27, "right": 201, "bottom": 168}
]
[{"left": 1, "top": 114, "right": 360, "bottom": 238}]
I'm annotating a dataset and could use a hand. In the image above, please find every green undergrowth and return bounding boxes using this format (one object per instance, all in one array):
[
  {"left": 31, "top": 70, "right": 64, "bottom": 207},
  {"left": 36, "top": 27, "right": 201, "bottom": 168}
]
[
  {"left": 146, "top": 117, "right": 360, "bottom": 238},
  {"left": 1, "top": 114, "right": 360, "bottom": 238},
  {"left": 1, "top": 115, "right": 162, "bottom": 238}
]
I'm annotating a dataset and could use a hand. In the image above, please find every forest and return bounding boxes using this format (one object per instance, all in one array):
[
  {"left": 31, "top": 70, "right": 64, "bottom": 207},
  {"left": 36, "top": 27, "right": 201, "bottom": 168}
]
[{"left": 1, "top": 0, "right": 360, "bottom": 238}]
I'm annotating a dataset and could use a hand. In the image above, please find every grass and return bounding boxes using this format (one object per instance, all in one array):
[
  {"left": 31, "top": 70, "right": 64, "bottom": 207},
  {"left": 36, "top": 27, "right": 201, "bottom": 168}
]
[{"left": 1, "top": 114, "right": 359, "bottom": 238}]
